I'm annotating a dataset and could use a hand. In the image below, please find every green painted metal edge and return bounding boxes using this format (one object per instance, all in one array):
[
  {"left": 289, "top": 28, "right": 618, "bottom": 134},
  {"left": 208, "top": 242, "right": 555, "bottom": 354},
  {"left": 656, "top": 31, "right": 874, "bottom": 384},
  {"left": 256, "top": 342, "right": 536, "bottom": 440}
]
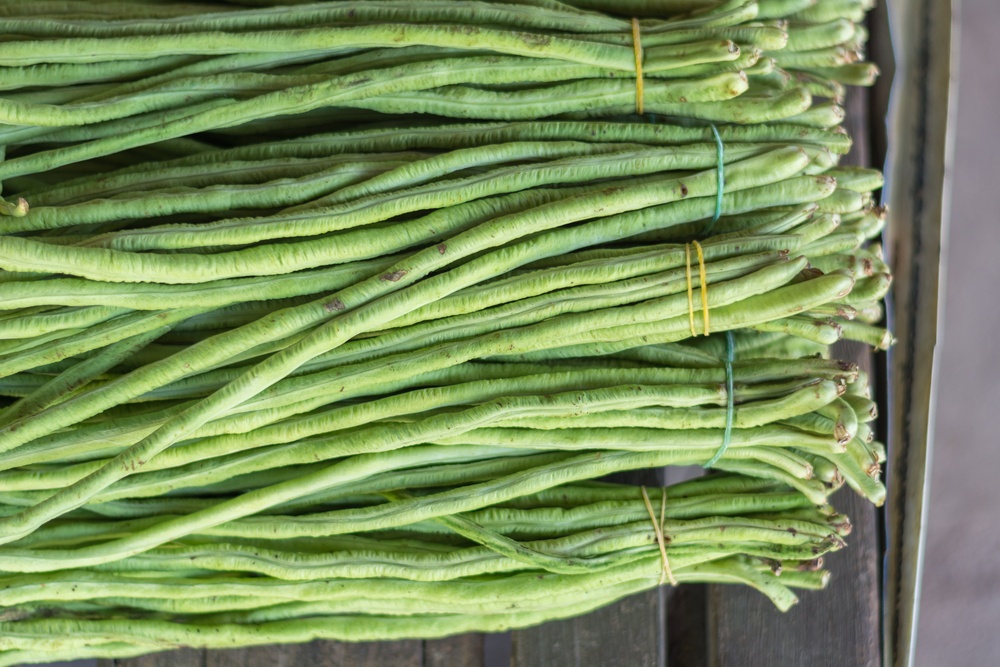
[{"left": 882, "top": 0, "right": 957, "bottom": 666}]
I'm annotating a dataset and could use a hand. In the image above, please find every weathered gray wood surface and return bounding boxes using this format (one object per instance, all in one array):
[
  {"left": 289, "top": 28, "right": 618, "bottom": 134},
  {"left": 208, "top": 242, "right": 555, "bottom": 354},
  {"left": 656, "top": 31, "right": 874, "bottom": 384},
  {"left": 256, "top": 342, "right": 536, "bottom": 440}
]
[
  {"left": 98, "top": 638, "right": 469, "bottom": 667},
  {"left": 511, "top": 588, "right": 666, "bottom": 667}
]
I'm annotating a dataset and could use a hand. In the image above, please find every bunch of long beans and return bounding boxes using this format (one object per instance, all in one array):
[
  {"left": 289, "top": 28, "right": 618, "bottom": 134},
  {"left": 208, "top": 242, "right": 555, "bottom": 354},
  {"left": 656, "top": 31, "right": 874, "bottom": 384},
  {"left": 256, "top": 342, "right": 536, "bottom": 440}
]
[
  {"left": 0, "top": 0, "right": 888, "bottom": 661},
  {"left": 0, "top": 473, "right": 849, "bottom": 665}
]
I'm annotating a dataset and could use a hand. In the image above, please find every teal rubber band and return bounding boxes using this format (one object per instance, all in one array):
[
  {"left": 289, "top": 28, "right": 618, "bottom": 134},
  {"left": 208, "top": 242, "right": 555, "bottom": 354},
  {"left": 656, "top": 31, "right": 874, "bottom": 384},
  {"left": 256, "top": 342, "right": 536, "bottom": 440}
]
[
  {"left": 704, "top": 330, "right": 735, "bottom": 468},
  {"left": 645, "top": 118, "right": 723, "bottom": 232},
  {"left": 702, "top": 123, "right": 725, "bottom": 234}
]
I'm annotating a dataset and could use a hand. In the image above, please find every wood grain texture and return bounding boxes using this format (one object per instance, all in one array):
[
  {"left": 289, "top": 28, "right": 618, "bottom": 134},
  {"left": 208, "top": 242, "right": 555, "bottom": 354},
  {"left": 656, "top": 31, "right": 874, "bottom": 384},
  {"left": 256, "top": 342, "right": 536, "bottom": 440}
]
[
  {"left": 98, "top": 649, "right": 204, "bottom": 667},
  {"left": 667, "top": 585, "right": 708, "bottom": 667},
  {"left": 705, "top": 86, "right": 883, "bottom": 667},
  {"left": 511, "top": 589, "right": 666, "bottom": 667},
  {"left": 424, "top": 634, "right": 484, "bottom": 667},
  {"left": 98, "top": 641, "right": 423, "bottom": 667},
  {"left": 203, "top": 640, "right": 422, "bottom": 667}
]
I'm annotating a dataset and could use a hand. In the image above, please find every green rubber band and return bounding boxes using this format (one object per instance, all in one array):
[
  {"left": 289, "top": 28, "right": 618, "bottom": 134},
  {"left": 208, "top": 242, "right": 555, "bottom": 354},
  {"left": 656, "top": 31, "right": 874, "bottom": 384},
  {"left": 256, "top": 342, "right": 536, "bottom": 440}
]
[
  {"left": 702, "top": 123, "right": 725, "bottom": 234},
  {"left": 644, "top": 118, "right": 724, "bottom": 234},
  {"left": 704, "top": 330, "right": 735, "bottom": 469}
]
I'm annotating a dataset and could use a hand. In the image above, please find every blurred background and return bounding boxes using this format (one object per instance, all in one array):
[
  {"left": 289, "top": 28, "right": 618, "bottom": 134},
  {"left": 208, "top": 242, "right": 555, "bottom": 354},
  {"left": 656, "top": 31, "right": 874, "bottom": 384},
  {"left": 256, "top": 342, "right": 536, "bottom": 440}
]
[{"left": 913, "top": 0, "right": 1000, "bottom": 665}]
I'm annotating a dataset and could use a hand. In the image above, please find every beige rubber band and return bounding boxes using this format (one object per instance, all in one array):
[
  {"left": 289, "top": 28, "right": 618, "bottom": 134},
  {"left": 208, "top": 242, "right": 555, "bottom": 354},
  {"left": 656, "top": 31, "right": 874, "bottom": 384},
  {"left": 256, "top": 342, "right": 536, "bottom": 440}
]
[{"left": 641, "top": 486, "right": 677, "bottom": 586}]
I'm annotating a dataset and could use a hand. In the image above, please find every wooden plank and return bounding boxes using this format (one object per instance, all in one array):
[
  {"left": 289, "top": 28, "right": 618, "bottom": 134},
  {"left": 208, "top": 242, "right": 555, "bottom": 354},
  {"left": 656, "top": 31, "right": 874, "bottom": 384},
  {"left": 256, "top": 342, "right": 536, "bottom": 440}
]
[
  {"left": 99, "top": 641, "right": 422, "bottom": 667},
  {"left": 667, "top": 585, "right": 708, "bottom": 667},
  {"left": 663, "top": 466, "right": 709, "bottom": 666},
  {"left": 424, "top": 634, "right": 485, "bottom": 667},
  {"left": 512, "top": 589, "right": 665, "bottom": 667},
  {"left": 706, "top": 83, "right": 884, "bottom": 666},
  {"left": 483, "top": 632, "right": 512, "bottom": 667},
  {"left": 99, "top": 649, "right": 204, "bottom": 667},
  {"left": 511, "top": 469, "right": 666, "bottom": 667},
  {"left": 204, "top": 640, "right": 422, "bottom": 667}
]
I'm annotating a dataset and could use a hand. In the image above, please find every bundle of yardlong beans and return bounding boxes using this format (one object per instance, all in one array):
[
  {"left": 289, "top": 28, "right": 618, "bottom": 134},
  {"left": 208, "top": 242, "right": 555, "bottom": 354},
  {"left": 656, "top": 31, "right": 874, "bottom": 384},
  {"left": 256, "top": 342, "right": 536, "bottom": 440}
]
[{"left": 0, "top": 0, "right": 890, "bottom": 662}]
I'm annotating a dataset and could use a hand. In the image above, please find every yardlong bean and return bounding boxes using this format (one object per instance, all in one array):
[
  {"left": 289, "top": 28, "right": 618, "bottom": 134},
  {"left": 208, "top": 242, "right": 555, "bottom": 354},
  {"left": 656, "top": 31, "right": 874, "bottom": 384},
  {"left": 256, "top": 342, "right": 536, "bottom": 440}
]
[{"left": 0, "top": 0, "right": 891, "bottom": 658}]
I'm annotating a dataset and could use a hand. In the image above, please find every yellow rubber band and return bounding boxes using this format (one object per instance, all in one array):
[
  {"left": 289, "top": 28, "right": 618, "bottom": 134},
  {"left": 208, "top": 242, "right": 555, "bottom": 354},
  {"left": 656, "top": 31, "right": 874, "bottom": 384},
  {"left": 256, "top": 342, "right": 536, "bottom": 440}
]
[
  {"left": 631, "top": 18, "right": 644, "bottom": 115},
  {"left": 693, "top": 240, "right": 710, "bottom": 335},
  {"left": 659, "top": 491, "right": 668, "bottom": 541},
  {"left": 641, "top": 486, "right": 677, "bottom": 586},
  {"left": 685, "top": 243, "right": 696, "bottom": 337}
]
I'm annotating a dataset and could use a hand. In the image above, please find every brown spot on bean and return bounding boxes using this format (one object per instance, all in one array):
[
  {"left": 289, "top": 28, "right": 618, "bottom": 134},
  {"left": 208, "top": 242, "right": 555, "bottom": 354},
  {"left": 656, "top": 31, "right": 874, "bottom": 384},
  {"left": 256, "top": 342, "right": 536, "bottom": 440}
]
[
  {"left": 679, "top": 182, "right": 688, "bottom": 197},
  {"left": 521, "top": 33, "right": 551, "bottom": 46},
  {"left": 380, "top": 270, "right": 408, "bottom": 282},
  {"left": 324, "top": 298, "right": 346, "bottom": 312},
  {"left": 437, "top": 243, "right": 447, "bottom": 254}
]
